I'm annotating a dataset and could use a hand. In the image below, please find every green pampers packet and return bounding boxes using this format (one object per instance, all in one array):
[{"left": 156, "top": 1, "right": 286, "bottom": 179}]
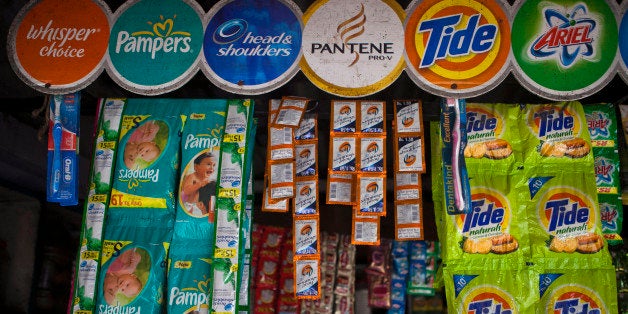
[
  {"left": 166, "top": 243, "right": 213, "bottom": 313},
  {"left": 238, "top": 126, "right": 256, "bottom": 313},
  {"left": 584, "top": 103, "right": 619, "bottom": 149},
  {"left": 523, "top": 169, "right": 611, "bottom": 266},
  {"left": 535, "top": 264, "right": 618, "bottom": 314},
  {"left": 599, "top": 193, "right": 623, "bottom": 246},
  {"left": 174, "top": 100, "right": 227, "bottom": 242},
  {"left": 593, "top": 147, "right": 621, "bottom": 195},
  {"left": 109, "top": 99, "right": 185, "bottom": 213},
  {"left": 95, "top": 212, "right": 172, "bottom": 314},
  {"left": 520, "top": 101, "right": 594, "bottom": 168},
  {"left": 443, "top": 262, "right": 535, "bottom": 314},
  {"left": 464, "top": 103, "right": 523, "bottom": 172},
  {"left": 443, "top": 167, "right": 529, "bottom": 266},
  {"left": 72, "top": 98, "right": 125, "bottom": 314}
]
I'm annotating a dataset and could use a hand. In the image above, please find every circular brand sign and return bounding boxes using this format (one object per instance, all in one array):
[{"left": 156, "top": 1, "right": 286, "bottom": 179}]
[
  {"left": 511, "top": 0, "right": 619, "bottom": 100},
  {"left": 405, "top": 0, "right": 512, "bottom": 98},
  {"left": 201, "top": 0, "right": 303, "bottom": 95},
  {"left": 301, "top": 0, "right": 406, "bottom": 97},
  {"left": 106, "top": 0, "right": 204, "bottom": 95},
  {"left": 8, "top": 0, "right": 110, "bottom": 94},
  {"left": 619, "top": 1, "right": 628, "bottom": 84}
]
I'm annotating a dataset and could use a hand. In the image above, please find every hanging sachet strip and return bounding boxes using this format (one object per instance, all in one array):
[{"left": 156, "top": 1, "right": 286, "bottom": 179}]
[
  {"left": 71, "top": 98, "right": 125, "bottom": 314},
  {"left": 210, "top": 99, "right": 254, "bottom": 314}
]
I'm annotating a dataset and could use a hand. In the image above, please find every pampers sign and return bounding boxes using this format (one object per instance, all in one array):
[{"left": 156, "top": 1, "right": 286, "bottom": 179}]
[
  {"left": 202, "top": 0, "right": 303, "bottom": 95},
  {"left": 107, "top": 0, "right": 204, "bottom": 95}
]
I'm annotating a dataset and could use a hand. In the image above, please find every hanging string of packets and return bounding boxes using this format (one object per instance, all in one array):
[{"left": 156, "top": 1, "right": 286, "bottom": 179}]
[{"left": 392, "top": 100, "right": 426, "bottom": 241}]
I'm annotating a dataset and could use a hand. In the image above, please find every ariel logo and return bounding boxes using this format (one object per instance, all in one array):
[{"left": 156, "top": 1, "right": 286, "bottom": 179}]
[
  {"left": 529, "top": 3, "right": 596, "bottom": 68},
  {"left": 301, "top": 264, "right": 313, "bottom": 276}
]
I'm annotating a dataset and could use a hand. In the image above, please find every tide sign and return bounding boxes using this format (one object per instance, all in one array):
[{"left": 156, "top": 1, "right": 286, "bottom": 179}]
[
  {"left": 404, "top": 0, "right": 511, "bottom": 98},
  {"left": 8, "top": 0, "right": 110, "bottom": 94},
  {"left": 301, "top": 0, "right": 406, "bottom": 97},
  {"left": 511, "top": 0, "right": 619, "bottom": 100}
]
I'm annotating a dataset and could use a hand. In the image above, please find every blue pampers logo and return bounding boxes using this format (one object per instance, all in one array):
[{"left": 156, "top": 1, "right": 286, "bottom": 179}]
[
  {"left": 418, "top": 13, "right": 497, "bottom": 68},
  {"left": 530, "top": 4, "right": 596, "bottom": 68}
]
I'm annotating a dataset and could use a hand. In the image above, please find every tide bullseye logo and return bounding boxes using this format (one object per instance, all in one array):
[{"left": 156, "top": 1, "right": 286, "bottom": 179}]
[
  {"left": 461, "top": 285, "right": 516, "bottom": 314},
  {"left": 456, "top": 187, "right": 510, "bottom": 239},
  {"left": 466, "top": 105, "right": 504, "bottom": 143},
  {"left": 512, "top": 0, "right": 618, "bottom": 100},
  {"left": 546, "top": 285, "right": 606, "bottom": 314},
  {"left": 537, "top": 187, "right": 596, "bottom": 238},
  {"left": 405, "top": 0, "right": 511, "bottom": 98}
]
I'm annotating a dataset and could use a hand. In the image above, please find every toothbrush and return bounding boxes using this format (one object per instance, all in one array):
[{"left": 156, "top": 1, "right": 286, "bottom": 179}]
[
  {"left": 51, "top": 95, "right": 63, "bottom": 196},
  {"left": 449, "top": 98, "right": 465, "bottom": 212}
]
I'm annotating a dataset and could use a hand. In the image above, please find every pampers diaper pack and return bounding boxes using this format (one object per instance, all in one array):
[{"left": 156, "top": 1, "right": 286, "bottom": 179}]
[
  {"left": 96, "top": 213, "right": 173, "bottom": 314},
  {"left": 167, "top": 100, "right": 227, "bottom": 314},
  {"left": 109, "top": 99, "right": 185, "bottom": 213}
]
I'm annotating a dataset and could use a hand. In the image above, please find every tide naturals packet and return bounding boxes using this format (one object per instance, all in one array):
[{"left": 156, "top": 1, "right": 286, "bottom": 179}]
[
  {"left": 109, "top": 99, "right": 184, "bottom": 213},
  {"left": 326, "top": 173, "right": 355, "bottom": 205},
  {"left": 444, "top": 167, "right": 528, "bottom": 265},
  {"left": 359, "top": 135, "right": 386, "bottom": 173},
  {"left": 394, "top": 100, "right": 423, "bottom": 135},
  {"left": 356, "top": 173, "right": 386, "bottom": 216},
  {"left": 360, "top": 100, "right": 386, "bottom": 133},
  {"left": 464, "top": 103, "right": 523, "bottom": 171},
  {"left": 524, "top": 169, "right": 611, "bottom": 265},
  {"left": 273, "top": 96, "right": 309, "bottom": 129},
  {"left": 332, "top": 100, "right": 358, "bottom": 133},
  {"left": 535, "top": 264, "right": 618, "bottom": 314},
  {"left": 521, "top": 101, "right": 594, "bottom": 168},
  {"left": 443, "top": 263, "right": 534, "bottom": 314}
]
